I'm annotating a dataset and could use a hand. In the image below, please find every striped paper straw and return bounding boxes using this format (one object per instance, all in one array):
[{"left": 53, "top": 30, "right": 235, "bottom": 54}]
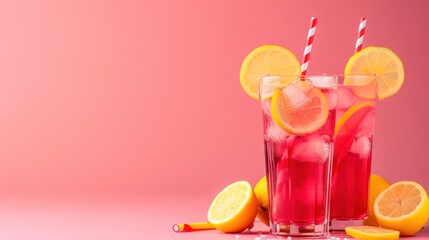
[
  {"left": 173, "top": 222, "right": 214, "bottom": 232},
  {"left": 355, "top": 17, "right": 367, "bottom": 53},
  {"left": 301, "top": 17, "right": 318, "bottom": 75}
]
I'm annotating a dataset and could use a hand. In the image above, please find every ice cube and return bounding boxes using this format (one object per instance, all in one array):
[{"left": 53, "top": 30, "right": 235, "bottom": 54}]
[
  {"left": 290, "top": 135, "right": 331, "bottom": 163},
  {"left": 322, "top": 88, "right": 337, "bottom": 110},
  {"left": 349, "top": 134, "right": 372, "bottom": 159},
  {"left": 260, "top": 76, "right": 282, "bottom": 100},
  {"left": 336, "top": 86, "right": 361, "bottom": 111},
  {"left": 283, "top": 84, "right": 308, "bottom": 108},
  {"left": 264, "top": 134, "right": 288, "bottom": 161},
  {"left": 307, "top": 75, "right": 337, "bottom": 89},
  {"left": 265, "top": 122, "right": 289, "bottom": 142}
]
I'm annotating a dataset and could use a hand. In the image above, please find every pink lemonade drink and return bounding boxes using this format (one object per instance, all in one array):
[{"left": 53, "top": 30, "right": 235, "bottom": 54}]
[
  {"left": 330, "top": 75, "right": 377, "bottom": 230},
  {"left": 260, "top": 75, "right": 337, "bottom": 237}
]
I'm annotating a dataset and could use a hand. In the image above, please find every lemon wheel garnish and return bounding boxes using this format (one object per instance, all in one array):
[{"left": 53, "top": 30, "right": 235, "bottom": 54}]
[
  {"left": 345, "top": 46, "right": 404, "bottom": 100},
  {"left": 271, "top": 80, "right": 329, "bottom": 135},
  {"left": 240, "top": 45, "right": 301, "bottom": 100}
]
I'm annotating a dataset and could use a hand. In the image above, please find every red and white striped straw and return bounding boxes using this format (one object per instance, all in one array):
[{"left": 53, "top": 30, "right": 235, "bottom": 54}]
[
  {"left": 355, "top": 17, "right": 367, "bottom": 53},
  {"left": 301, "top": 17, "right": 318, "bottom": 75}
]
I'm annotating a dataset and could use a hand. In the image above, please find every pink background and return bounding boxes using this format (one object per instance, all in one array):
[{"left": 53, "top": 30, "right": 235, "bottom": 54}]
[{"left": 0, "top": 0, "right": 428, "bottom": 239}]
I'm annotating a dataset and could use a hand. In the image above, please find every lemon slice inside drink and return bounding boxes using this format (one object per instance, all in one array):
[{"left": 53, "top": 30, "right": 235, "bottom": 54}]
[
  {"left": 335, "top": 101, "right": 375, "bottom": 136},
  {"left": 271, "top": 80, "right": 329, "bottom": 135}
]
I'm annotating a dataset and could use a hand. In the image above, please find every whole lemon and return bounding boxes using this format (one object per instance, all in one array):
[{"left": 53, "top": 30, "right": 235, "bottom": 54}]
[
  {"left": 254, "top": 176, "right": 269, "bottom": 226},
  {"left": 368, "top": 174, "right": 390, "bottom": 226}
]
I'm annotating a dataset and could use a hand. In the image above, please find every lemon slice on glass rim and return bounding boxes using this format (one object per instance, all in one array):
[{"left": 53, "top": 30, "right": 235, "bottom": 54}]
[
  {"left": 345, "top": 46, "right": 404, "bottom": 100},
  {"left": 240, "top": 45, "right": 301, "bottom": 100}
]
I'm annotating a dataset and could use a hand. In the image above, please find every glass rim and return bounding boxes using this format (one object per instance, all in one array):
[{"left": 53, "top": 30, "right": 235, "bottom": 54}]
[
  {"left": 260, "top": 73, "right": 377, "bottom": 80},
  {"left": 260, "top": 74, "right": 378, "bottom": 88}
]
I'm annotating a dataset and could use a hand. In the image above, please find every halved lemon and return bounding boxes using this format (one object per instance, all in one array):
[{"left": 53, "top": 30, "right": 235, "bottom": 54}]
[
  {"left": 345, "top": 46, "right": 404, "bottom": 100},
  {"left": 240, "top": 45, "right": 301, "bottom": 100},
  {"left": 207, "top": 181, "right": 258, "bottom": 233},
  {"left": 345, "top": 226, "right": 400, "bottom": 240},
  {"left": 271, "top": 80, "right": 329, "bottom": 135},
  {"left": 335, "top": 101, "right": 375, "bottom": 136},
  {"left": 374, "top": 181, "right": 429, "bottom": 236}
]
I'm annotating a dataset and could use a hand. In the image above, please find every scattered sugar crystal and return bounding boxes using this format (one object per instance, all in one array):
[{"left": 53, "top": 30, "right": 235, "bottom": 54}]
[
  {"left": 235, "top": 234, "right": 240, "bottom": 239},
  {"left": 254, "top": 237, "right": 261, "bottom": 240},
  {"left": 259, "top": 234, "right": 266, "bottom": 238}
]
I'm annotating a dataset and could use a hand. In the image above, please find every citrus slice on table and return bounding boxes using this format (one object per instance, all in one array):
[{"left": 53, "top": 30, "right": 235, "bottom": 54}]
[
  {"left": 240, "top": 45, "right": 301, "bottom": 99},
  {"left": 335, "top": 101, "right": 375, "bottom": 136},
  {"left": 345, "top": 226, "right": 400, "bottom": 240},
  {"left": 374, "top": 181, "right": 429, "bottom": 236},
  {"left": 345, "top": 46, "right": 404, "bottom": 100},
  {"left": 368, "top": 174, "right": 390, "bottom": 226},
  {"left": 207, "top": 181, "right": 258, "bottom": 233},
  {"left": 271, "top": 80, "right": 329, "bottom": 135}
]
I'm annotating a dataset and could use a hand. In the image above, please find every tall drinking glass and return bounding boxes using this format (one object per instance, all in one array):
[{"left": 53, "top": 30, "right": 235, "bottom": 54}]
[
  {"left": 330, "top": 74, "right": 378, "bottom": 230},
  {"left": 260, "top": 75, "right": 337, "bottom": 237}
]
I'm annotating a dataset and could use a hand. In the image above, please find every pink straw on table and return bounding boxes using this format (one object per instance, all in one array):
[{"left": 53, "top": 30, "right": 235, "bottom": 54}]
[
  {"left": 301, "top": 17, "right": 318, "bottom": 75},
  {"left": 355, "top": 17, "right": 367, "bottom": 53}
]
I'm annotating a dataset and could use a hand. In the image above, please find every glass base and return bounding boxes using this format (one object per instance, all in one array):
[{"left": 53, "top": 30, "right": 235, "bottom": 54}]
[
  {"left": 330, "top": 218, "right": 366, "bottom": 231},
  {"left": 271, "top": 222, "right": 329, "bottom": 237}
]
